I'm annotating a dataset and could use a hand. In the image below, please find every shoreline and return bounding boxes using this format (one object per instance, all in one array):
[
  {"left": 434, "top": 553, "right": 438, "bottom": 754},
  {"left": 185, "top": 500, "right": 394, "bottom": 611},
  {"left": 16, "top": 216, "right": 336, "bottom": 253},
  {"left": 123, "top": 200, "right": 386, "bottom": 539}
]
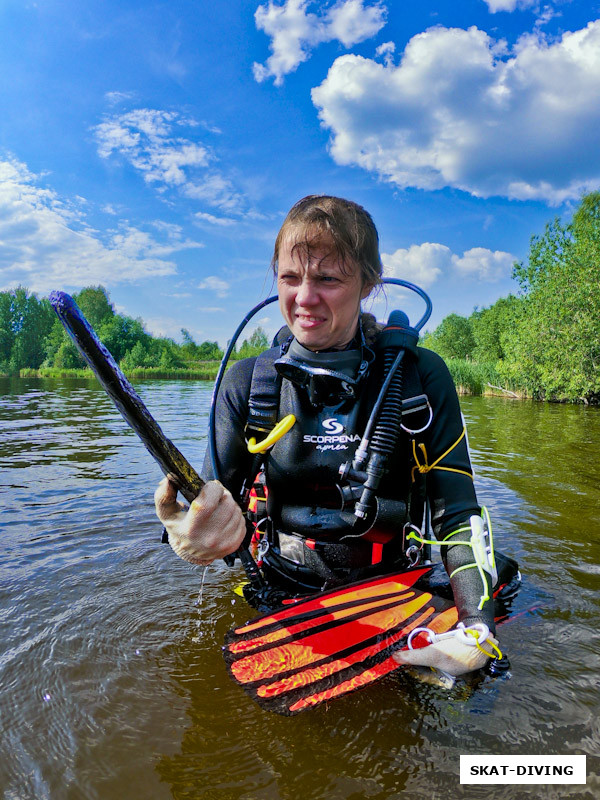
[{"left": 3, "top": 367, "right": 599, "bottom": 406}]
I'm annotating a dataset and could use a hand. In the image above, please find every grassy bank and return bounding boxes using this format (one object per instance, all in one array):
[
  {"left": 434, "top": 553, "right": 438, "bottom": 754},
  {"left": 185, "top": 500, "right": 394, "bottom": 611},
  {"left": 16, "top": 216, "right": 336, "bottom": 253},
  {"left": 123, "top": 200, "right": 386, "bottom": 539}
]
[
  {"left": 16, "top": 362, "right": 222, "bottom": 381},
  {"left": 444, "top": 359, "right": 526, "bottom": 398},
  {"left": 3, "top": 359, "right": 553, "bottom": 401}
]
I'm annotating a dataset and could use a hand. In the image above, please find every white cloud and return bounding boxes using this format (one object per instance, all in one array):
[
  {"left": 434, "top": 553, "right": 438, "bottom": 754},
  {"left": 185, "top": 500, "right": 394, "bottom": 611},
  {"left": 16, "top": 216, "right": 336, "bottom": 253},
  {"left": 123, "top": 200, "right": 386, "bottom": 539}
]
[
  {"left": 375, "top": 40, "right": 395, "bottom": 65},
  {"left": 195, "top": 211, "right": 236, "bottom": 226},
  {"left": 312, "top": 21, "right": 600, "bottom": 203},
  {"left": 184, "top": 173, "right": 240, "bottom": 210},
  {"left": 105, "top": 90, "right": 136, "bottom": 105},
  {"left": 326, "top": 0, "right": 386, "bottom": 46},
  {"left": 483, "top": 0, "right": 559, "bottom": 27},
  {"left": 143, "top": 316, "right": 187, "bottom": 339},
  {"left": 382, "top": 242, "right": 514, "bottom": 286},
  {"left": 197, "top": 275, "right": 230, "bottom": 296},
  {"left": 382, "top": 243, "right": 451, "bottom": 288},
  {"left": 94, "top": 109, "right": 243, "bottom": 210},
  {"left": 451, "top": 247, "right": 514, "bottom": 279},
  {"left": 253, "top": 0, "right": 386, "bottom": 86},
  {"left": 0, "top": 157, "right": 201, "bottom": 293},
  {"left": 483, "top": 0, "right": 534, "bottom": 11}
]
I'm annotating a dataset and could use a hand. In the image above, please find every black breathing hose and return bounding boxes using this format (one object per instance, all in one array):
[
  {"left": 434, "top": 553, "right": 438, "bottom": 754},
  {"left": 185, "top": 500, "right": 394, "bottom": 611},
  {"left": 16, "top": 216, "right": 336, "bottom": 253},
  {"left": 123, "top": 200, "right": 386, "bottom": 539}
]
[{"left": 351, "top": 278, "right": 432, "bottom": 521}]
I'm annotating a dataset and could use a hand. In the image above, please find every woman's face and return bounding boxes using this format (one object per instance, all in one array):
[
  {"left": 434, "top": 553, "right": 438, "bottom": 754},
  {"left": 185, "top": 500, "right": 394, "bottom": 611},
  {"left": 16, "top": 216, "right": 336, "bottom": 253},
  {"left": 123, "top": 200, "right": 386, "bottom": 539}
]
[{"left": 277, "top": 232, "right": 371, "bottom": 351}]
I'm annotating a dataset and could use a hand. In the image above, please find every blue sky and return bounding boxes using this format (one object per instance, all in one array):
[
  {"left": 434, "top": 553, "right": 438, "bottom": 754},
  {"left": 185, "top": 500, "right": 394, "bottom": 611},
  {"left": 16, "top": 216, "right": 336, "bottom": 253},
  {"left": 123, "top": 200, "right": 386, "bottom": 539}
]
[{"left": 1, "top": 0, "right": 599, "bottom": 344}]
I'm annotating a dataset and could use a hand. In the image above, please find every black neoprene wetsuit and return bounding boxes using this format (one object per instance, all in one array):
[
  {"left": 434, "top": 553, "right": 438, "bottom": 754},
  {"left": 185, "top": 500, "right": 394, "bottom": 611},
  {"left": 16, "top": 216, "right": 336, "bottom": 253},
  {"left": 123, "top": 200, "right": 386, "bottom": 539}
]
[{"left": 202, "top": 344, "right": 495, "bottom": 632}]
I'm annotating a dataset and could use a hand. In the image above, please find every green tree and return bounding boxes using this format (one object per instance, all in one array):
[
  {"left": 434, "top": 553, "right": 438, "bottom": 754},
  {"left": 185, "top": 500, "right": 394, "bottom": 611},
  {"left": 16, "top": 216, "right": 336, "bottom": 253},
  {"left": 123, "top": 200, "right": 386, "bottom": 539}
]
[
  {"left": 470, "top": 295, "right": 521, "bottom": 363},
  {"left": 424, "top": 314, "right": 475, "bottom": 361},
  {"left": 54, "top": 339, "right": 85, "bottom": 369},
  {"left": 157, "top": 340, "right": 186, "bottom": 370},
  {"left": 237, "top": 327, "right": 269, "bottom": 359},
  {"left": 44, "top": 286, "right": 114, "bottom": 368},
  {"left": 508, "top": 191, "right": 600, "bottom": 400},
  {"left": 97, "top": 315, "right": 150, "bottom": 363},
  {"left": 0, "top": 287, "right": 55, "bottom": 372},
  {"left": 0, "top": 292, "right": 15, "bottom": 370},
  {"left": 180, "top": 328, "right": 199, "bottom": 359},
  {"left": 74, "top": 286, "right": 115, "bottom": 328},
  {"left": 196, "top": 340, "right": 223, "bottom": 360},
  {"left": 120, "top": 340, "right": 156, "bottom": 370}
]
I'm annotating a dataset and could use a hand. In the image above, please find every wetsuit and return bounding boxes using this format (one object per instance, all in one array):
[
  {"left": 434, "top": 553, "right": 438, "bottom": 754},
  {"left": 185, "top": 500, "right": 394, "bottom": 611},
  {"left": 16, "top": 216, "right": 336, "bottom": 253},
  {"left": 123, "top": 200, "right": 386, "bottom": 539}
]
[{"left": 202, "top": 343, "right": 494, "bottom": 632}]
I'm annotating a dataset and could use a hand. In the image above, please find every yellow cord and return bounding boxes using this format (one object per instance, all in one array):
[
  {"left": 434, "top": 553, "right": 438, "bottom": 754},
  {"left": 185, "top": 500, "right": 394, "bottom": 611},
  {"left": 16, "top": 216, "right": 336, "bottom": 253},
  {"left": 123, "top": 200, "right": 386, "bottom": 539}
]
[
  {"left": 411, "top": 426, "right": 473, "bottom": 482},
  {"left": 465, "top": 628, "right": 503, "bottom": 660},
  {"left": 406, "top": 520, "right": 493, "bottom": 611},
  {"left": 247, "top": 414, "right": 296, "bottom": 454},
  {"left": 405, "top": 525, "right": 471, "bottom": 549}
]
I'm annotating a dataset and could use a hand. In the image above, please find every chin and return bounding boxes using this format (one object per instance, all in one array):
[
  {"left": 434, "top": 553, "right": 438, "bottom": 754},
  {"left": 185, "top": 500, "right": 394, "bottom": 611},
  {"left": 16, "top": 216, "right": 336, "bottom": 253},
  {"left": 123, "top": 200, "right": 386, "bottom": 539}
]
[{"left": 295, "top": 332, "right": 329, "bottom": 350}]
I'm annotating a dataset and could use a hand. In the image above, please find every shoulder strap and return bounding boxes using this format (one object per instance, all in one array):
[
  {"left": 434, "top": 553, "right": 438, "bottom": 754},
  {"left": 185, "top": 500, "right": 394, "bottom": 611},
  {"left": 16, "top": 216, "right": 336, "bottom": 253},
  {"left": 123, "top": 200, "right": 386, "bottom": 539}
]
[
  {"left": 400, "top": 352, "right": 432, "bottom": 437},
  {"left": 246, "top": 346, "right": 282, "bottom": 436}
]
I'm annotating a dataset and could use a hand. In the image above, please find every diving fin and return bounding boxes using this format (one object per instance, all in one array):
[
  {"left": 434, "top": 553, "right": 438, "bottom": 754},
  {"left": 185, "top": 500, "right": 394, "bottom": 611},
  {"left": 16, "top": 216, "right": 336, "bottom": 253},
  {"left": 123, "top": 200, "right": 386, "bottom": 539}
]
[{"left": 223, "top": 567, "right": 458, "bottom": 715}]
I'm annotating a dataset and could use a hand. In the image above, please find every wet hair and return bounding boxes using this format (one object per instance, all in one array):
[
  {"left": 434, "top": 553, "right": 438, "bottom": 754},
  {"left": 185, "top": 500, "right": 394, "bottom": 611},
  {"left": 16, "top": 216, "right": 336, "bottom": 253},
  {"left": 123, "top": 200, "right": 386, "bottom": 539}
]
[{"left": 271, "top": 195, "right": 383, "bottom": 290}]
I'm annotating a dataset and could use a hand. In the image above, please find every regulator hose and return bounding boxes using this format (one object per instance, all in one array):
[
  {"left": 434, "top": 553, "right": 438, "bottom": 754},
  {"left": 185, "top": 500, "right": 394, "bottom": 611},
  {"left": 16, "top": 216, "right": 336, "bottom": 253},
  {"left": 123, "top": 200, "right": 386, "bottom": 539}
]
[
  {"left": 353, "top": 310, "right": 409, "bottom": 519},
  {"left": 351, "top": 276, "right": 432, "bottom": 521}
]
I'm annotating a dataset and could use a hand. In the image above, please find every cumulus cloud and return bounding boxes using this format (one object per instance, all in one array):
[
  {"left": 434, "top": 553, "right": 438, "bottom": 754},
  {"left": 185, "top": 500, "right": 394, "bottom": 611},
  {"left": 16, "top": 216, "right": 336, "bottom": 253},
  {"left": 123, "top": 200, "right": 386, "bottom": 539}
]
[
  {"left": 382, "top": 243, "right": 451, "bottom": 288},
  {"left": 0, "top": 157, "right": 201, "bottom": 293},
  {"left": 94, "top": 109, "right": 243, "bottom": 210},
  {"left": 312, "top": 21, "right": 600, "bottom": 203},
  {"left": 197, "top": 275, "right": 230, "bottom": 296},
  {"left": 253, "top": 0, "right": 386, "bottom": 86},
  {"left": 452, "top": 247, "right": 514, "bottom": 279},
  {"left": 382, "top": 242, "right": 513, "bottom": 286}
]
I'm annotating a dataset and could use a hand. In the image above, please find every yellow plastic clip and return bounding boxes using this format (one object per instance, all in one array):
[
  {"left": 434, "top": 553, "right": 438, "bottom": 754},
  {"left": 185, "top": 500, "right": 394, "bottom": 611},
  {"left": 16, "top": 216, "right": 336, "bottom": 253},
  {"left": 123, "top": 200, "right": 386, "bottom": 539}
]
[{"left": 247, "top": 414, "right": 296, "bottom": 454}]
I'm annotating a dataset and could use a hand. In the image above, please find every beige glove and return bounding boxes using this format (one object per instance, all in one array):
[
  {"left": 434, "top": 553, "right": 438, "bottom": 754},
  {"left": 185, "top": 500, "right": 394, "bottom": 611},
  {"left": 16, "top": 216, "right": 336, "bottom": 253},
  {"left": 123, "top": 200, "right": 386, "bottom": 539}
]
[
  {"left": 392, "top": 632, "right": 499, "bottom": 677},
  {"left": 154, "top": 477, "right": 246, "bottom": 566}
]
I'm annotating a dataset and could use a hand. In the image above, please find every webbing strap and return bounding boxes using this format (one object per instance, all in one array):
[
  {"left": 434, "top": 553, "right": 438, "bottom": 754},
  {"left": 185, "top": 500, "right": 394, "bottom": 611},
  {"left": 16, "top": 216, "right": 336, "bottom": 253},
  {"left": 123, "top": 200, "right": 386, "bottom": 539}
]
[{"left": 246, "top": 346, "right": 282, "bottom": 435}]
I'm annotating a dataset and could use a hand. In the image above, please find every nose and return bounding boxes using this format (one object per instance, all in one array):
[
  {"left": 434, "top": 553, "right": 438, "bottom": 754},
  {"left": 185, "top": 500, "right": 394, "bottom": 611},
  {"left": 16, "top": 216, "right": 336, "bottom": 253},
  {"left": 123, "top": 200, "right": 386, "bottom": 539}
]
[{"left": 295, "top": 277, "right": 319, "bottom": 307}]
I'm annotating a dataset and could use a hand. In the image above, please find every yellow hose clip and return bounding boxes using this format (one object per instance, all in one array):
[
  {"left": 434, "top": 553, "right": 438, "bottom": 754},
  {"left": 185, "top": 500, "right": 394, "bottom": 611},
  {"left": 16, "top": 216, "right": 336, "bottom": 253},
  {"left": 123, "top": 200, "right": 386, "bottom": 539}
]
[{"left": 247, "top": 414, "right": 296, "bottom": 454}]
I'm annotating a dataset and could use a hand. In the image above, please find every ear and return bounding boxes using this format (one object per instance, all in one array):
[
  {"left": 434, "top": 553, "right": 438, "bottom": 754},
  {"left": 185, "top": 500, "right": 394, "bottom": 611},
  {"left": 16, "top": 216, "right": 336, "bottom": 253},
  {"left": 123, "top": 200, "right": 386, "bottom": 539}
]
[{"left": 360, "top": 283, "right": 374, "bottom": 301}]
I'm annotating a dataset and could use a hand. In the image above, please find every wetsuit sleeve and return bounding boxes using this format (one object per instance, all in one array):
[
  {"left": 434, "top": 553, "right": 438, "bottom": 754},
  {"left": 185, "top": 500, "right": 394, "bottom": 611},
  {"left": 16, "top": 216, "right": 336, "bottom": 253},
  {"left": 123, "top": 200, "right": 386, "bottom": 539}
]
[
  {"left": 417, "top": 348, "right": 495, "bottom": 632},
  {"left": 200, "top": 357, "right": 256, "bottom": 500}
]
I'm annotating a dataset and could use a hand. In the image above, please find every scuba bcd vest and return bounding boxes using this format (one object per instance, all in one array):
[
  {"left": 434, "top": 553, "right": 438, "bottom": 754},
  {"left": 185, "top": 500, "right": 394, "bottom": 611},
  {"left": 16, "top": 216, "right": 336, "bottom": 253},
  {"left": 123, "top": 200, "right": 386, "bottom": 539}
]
[{"left": 244, "top": 312, "right": 433, "bottom": 590}]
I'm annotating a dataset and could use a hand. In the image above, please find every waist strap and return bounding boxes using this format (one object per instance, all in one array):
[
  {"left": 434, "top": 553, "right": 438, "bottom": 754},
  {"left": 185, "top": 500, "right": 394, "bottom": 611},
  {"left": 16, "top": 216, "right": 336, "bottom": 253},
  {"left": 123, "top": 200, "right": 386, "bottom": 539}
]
[{"left": 270, "top": 529, "right": 409, "bottom": 573}]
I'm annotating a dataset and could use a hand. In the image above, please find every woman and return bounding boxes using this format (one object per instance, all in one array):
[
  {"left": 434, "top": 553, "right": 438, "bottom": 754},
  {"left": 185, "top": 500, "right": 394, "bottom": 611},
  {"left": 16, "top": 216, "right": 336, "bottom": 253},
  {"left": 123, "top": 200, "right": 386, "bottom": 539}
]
[{"left": 155, "top": 195, "right": 500, "bottom": 676}]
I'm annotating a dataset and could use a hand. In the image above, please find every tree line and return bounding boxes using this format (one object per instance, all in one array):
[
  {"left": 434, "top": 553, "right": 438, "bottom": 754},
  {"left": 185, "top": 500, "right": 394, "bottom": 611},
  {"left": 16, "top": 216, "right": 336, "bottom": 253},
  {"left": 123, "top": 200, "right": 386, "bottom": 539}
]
[
  {"left": 422, "top": 192, "right": 600, "bottom": 403},
  {"left": 2, "top": 192, "right": 599, "bottom": 401},
  {"left": 0, "top": 285, "right": 269, "bottom": 377}
]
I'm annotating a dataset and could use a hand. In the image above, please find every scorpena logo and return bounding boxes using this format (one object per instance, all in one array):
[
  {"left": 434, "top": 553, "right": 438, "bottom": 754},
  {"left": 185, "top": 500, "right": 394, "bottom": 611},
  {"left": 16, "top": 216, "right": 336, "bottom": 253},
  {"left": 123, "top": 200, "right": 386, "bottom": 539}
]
[
  {"left": 322, "top": 418, "right": 344, "bottom": 435},
  {"left": 303, "top": 418, "right": 360, "bottom": 451}
]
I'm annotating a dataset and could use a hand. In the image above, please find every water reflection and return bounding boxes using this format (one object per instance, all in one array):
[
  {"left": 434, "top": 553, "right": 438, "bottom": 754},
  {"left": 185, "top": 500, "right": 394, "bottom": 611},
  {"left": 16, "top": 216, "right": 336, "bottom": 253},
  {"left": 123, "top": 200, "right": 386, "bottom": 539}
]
[{"left": 0, "top": 380, "right": 598, "bottom": 800}]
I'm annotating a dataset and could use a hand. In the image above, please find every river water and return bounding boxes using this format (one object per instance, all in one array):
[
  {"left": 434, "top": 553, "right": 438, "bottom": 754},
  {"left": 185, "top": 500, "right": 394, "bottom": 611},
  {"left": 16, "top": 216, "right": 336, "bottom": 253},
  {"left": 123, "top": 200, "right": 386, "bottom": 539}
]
[{"left": 0, "top": 377, "right": 598, "bottom": 800}]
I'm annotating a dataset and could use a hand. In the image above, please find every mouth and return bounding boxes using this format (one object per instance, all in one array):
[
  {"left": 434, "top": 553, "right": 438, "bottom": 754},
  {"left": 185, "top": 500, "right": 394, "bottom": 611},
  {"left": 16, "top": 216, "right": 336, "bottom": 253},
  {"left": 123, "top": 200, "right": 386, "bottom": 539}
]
[{"left": 295, "top": 313, "right": 326, "bottom": 328}]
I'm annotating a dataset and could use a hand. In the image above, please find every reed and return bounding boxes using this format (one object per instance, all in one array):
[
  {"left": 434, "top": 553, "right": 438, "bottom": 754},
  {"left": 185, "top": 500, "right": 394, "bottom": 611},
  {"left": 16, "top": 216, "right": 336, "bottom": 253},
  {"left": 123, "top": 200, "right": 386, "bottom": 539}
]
[
  {"left": 19, "top": 364, "right": 222, "bottom": 381},
  {"left": 445, "top": 359, "right": 500, "bottom": 395}
]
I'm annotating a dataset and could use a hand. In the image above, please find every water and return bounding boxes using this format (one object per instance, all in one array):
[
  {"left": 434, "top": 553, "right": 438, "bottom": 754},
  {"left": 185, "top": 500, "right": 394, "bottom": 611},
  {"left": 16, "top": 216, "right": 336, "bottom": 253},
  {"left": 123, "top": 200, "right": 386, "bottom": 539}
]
[{"left": 0, "top": 377, "right": 598, "bottom": 800}]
